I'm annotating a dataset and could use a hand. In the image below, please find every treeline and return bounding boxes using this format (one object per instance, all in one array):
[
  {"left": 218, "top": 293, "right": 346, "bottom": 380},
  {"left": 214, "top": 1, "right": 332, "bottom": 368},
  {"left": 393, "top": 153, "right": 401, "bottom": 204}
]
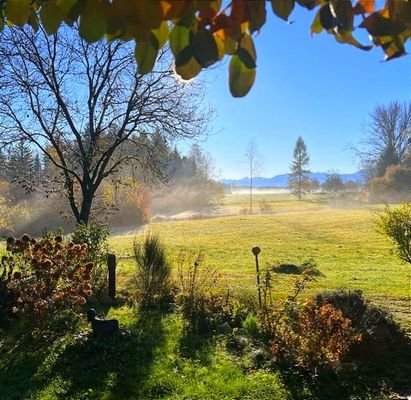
[{"left": 0, "top": 136, "right": 223, "bottom": 236}]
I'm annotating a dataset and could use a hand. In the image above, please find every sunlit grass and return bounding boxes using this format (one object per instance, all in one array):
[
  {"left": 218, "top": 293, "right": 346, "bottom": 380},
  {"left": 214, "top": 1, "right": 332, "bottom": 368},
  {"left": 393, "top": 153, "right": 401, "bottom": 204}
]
[{"left": 110, "top": 201, "right": 410, "bottom": 331}]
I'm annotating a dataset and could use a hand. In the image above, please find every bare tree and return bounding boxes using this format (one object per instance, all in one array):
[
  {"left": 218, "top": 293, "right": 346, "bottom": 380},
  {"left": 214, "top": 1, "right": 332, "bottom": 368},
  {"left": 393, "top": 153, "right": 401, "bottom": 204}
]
[
  {"left": 322, "top": 170, "right": 344, "bottom": 199},
  {"left": 245, "top": 138, "right": 263, "bottom": 214},
  {"left": 0, "top": 26, "right": 209, "bottom": 225},
  {"left": 355, "top": 102, "right": 411, "bottom": 178}
]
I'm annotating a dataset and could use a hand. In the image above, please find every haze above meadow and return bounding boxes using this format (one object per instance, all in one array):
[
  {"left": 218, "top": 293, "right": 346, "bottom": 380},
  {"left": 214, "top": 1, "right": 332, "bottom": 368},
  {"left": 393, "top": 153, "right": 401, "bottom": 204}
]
[{"left": 195, "top": 7, "right": 411, "bottom": 179}]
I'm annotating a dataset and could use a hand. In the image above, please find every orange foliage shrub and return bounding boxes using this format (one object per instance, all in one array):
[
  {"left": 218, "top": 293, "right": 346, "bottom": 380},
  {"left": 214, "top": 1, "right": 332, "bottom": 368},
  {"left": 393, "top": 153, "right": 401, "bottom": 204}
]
[
  {"left": 368, "top": 165, "right": 411, "bottom": 203},
  {"left": 270, "top": 300, "right": 362, "bottom": 371}
]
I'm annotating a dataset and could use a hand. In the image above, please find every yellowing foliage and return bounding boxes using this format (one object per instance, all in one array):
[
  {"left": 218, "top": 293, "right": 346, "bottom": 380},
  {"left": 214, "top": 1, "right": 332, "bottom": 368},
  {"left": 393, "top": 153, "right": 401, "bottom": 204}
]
[{"left": 0, "top": 0, "right": 409, "bottom": 97}]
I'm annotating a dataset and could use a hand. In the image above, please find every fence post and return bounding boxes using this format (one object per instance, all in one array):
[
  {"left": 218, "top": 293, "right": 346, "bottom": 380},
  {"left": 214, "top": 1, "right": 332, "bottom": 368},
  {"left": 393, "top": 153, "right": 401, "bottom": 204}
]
[
  {"left": 252, "top": 246, "right": 262, "bottom": 309},
  {"left": 107, "top": 253, "right": 116, "bottom": 299}
]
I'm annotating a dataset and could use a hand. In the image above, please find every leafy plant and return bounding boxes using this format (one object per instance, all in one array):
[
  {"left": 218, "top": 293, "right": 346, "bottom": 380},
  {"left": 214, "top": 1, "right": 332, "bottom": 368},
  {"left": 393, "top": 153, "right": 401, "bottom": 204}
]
[
  {"left": 315, "top": 290, "right": 406, "bottom": 360},
  {"left": 270, "top": 300, "right": 362, "bottom": 371},
  {"left": 72, "top": 220, "right": 110, "bottom": 296},
  {"left": 0, "top": 1, "right": 406, "bottom": 98},
  {"left": 251, "top": 262, "right": 361, "bottom": 371},
  {"left": 259, "top": 267, "right": 315, "bottom": 335},
  {"left": 133, "top": 231, "right": 171, "bottom": 308},
  {"left": 2, "top": 233, "right": 93, "bottom": 327},
  {"left": 176, "top": 251, "right": 233, "bottom": 333},
  {"left": 242, "top": 313, "right": 258, "bottom": 337},
  {"left": 377, "top": 203, "right": 411, "bottom": 264}
]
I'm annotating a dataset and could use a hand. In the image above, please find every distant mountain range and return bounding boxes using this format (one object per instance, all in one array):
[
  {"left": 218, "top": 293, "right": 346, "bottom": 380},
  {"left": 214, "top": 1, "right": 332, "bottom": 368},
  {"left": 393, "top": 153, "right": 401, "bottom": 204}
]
[{"left": 220, "top": 171, "right": 365, "bottom": 188}]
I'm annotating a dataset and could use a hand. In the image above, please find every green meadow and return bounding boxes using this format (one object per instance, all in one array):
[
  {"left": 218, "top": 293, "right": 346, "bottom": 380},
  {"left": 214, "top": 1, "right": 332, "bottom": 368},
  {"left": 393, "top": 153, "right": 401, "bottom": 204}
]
[
  {"left": 111, "top": 198, "right": 410, "bottom": 331},
  {"left": 1, "top": 194, "right": 410, "bottom": 400}
]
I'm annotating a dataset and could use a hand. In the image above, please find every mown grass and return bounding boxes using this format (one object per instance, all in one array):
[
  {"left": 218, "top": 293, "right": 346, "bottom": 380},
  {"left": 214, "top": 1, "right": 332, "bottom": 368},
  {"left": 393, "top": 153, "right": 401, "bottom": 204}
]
[
  {"left": 1, "top": 195, "right": 410, "bottom": 400},
  {"left": 110, "top": 205, "right": 410, "bottom": 331},
  {"left": 0, "top": 309, "right": 289, "bottom": 400},
  {"left": 220, "top": 192, "right": 328, "bottom": 212}
]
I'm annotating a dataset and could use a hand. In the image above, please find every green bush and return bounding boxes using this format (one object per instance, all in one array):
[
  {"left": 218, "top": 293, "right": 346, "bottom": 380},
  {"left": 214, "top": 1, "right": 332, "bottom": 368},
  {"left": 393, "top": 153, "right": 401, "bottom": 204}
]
[
  {"left": 242, "top": 313, "right": 258, "bottom": 336},
  {"left": 133, "top": 231, "right": 171, "bottom": 308},
  {"left": 377, "top": 203, "right": 411, "bottom": 264},
  {"left": 71, "top": 220, "right": 110, "bottom": 296}
]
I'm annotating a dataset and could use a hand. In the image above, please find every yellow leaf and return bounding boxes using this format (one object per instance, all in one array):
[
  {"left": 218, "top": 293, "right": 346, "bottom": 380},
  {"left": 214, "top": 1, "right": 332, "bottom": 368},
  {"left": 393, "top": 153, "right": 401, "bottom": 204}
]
[
  {"left": 159, "top": 0, "right": 188, "bottom": 19},
  {"left": 5, "top": 0, "right": 31, "bottom": 27},
  {"left": 271, "top": 0, "right": 295, "bottom": 21},
  {"left": 175, "top": 56, "right": 201, "bottom": 80},
  {"left": 213, "top": 34, "right": 225, "bottom": 60},
  {"left": 311, "top": 9, "right": 323, "bottom": 35},
  {"left": 135, "top": 36, "right": 159, "bottom": 75},
  {"left": 40, "top": 1, "right": 64, "bottom": 35},
  {"left": 152, "top": 21, "right": 169, "bottom": 49},
  {"left": 79, "top": 0, "right": 108, "bottom": 43},
  {"left": 169, "top": 24, "right": 190, "bottom": 57},
  {"left": 56, "top": 0, "right": 77, "bottom": 15},
  {"left": 229, "top": 54, "right": 256, "bottom": 97},
  {"left": 136, "top": 0, "right": 162, "bottom": 29}
]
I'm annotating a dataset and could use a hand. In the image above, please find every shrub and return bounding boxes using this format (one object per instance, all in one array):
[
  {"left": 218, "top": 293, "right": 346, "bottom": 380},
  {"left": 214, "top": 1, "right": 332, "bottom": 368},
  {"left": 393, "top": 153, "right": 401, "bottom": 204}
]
[
  {"left": 259, "top": 267, "right": 314, "bottom": 336},
  {"left": 377, "top": 203, "right": 411, "bottom": 264},
  {"left": 72, "top": 220, "right": 110, "bottom": 296},
  {"left": 270, "top": 300, "right": 361, "bottom": 371},
  {"left": 1, "top": 233, "right": 93, "bottom": 327},
  {"left": 243, "top": 313, "right": 258, "bottom": 336},
  {"left": 133, "top": 231, "right": 171, "bottom": 308},
  {"left": 259, "top": 199, "right": 272, "bottom": 213},
  {"left": 315, "top": 290, "right": 406, "bottom": 360},
  {"left": 176, "top": 251, "right": 234, "bottom": 333},
  {"left": 368, "top": 165, "right": 411, "bottom": 203}
]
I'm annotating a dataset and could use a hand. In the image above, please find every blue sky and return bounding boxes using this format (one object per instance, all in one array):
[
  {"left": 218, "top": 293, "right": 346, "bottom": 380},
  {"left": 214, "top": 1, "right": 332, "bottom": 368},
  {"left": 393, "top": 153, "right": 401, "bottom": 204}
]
[{"left": 187, "top": 7, "right": 411, "bottom": 179}]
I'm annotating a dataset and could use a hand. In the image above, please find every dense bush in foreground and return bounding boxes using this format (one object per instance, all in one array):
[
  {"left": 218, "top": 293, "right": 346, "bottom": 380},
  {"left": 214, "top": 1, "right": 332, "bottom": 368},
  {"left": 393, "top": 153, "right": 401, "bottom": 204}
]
[{"left": 0, "top": 233, "right": 93, "bottom": 327}]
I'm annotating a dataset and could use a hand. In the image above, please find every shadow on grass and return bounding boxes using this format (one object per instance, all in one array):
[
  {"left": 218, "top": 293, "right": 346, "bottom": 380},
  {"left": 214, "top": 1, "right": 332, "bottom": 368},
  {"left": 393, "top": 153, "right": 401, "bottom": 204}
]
[
  {"left": 0, "top": 318, "right": 53, "bottom": 400},
  {"left": 0, "top": 309, "right": 167, "bottom": 400},
  {"left": 45, "top": 309, "right": 165, "bottom": 400},
  {"left": 178, "top": 328, "right": 215, "bottom": 365},
  {"left": 272, "top": 263, "right": 324, "bottom": 277}
]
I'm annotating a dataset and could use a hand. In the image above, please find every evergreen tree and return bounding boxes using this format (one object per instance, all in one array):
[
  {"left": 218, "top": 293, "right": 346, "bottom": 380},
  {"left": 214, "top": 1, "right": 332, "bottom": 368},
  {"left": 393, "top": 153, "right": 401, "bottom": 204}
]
[
  {"left": 0, "top": 150, "right": 7, "bottom": 181},
  {"left": 7, "top": 141, "right": 36, "bottom": 201},
  {"left": 33, "top": 153, "right": 42, "bottom": 181},
  {"left": 8, "top": 141, "right": 36, "bottom": 181},
  {"left": 288, "top": 137, "right": 310, "bottom": 201}
]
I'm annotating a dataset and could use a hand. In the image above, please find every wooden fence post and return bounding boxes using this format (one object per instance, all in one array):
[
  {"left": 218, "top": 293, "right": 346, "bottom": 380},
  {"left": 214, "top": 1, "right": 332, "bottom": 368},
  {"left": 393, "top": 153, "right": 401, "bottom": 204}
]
[{"left": 107, "top": 253, "right": 116, "bottom": 299}]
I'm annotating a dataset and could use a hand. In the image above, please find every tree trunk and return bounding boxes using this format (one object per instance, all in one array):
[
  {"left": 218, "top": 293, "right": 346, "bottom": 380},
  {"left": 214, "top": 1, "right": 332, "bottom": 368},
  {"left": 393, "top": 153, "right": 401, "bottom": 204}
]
[
  {"left": 78, "top": 189, "right": 94, "bottom": 225},
  {"left": 250, "top": 175, "right": 253, "bottom": 214}
]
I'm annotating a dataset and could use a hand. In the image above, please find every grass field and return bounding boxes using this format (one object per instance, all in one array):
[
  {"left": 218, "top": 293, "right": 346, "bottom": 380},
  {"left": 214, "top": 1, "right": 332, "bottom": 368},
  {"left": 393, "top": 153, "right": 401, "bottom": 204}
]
[
  {"left": 1, "top": 194, "right": 411, "bottom": 400},
  {"left": 110, "top": 198, "right": 410, "bottom": 331}
]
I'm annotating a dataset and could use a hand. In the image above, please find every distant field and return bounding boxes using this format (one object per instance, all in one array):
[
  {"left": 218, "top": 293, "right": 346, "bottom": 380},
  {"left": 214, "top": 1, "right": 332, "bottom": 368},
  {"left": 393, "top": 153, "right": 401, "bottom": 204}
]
[{"left": 110, "top": 194, "right": 410, "bottom": 332}]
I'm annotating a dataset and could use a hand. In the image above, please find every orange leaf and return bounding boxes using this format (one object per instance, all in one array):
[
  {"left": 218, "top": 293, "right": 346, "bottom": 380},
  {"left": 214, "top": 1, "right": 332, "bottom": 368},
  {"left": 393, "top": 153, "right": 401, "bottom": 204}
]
[{"left": 354, "top": 0, "right": 374, "bottom": 14}]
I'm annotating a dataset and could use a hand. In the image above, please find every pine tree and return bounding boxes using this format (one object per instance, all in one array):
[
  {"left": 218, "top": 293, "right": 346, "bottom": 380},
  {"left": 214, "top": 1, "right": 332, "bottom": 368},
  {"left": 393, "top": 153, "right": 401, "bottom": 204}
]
[
  {"left": 289, "top": 137, "right": 310, "bottom": 201},
  {"left": 0, "top": 150, "right": 7, "bottom": 181},
  {"left": 8, "top": 141, "right": 36, "bottom": 181},
  {"left": 7, "top": 141, "right": 36, "bottom": 201}
]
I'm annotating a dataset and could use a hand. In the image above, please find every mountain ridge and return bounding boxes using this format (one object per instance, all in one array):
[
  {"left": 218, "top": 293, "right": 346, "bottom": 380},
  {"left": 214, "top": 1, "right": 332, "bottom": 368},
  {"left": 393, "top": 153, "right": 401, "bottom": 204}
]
[{"left": 220, "top": 171, "right": 365, "bottom": 188}]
